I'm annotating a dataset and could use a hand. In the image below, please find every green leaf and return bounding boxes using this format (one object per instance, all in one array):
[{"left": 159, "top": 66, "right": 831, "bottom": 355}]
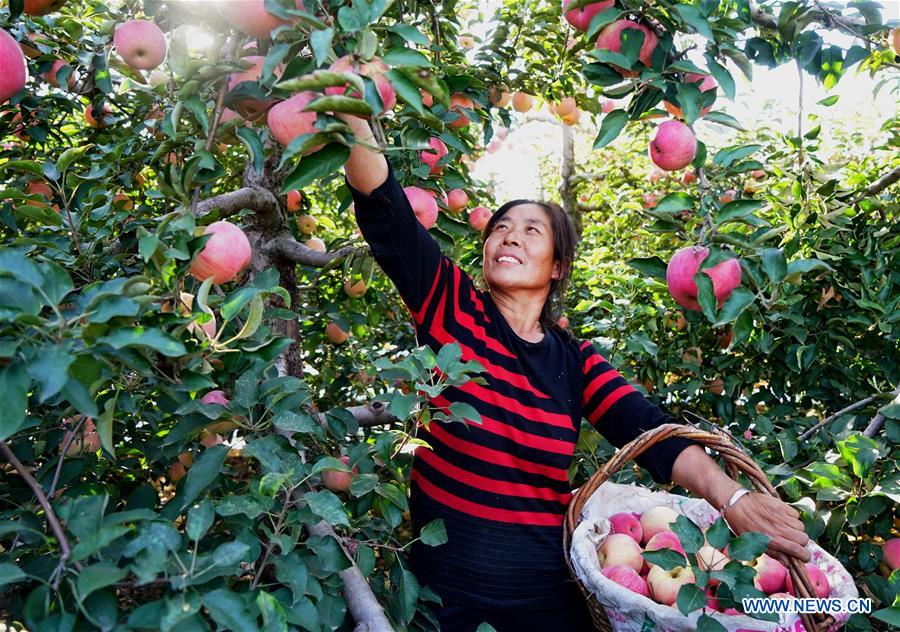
[
  {"left": 872, "top": 606, "right": 900, "bottom": 627},
  {"left": 76, "top": 562, "right": 128, "bottom": 598},
  {"left": 388, "top": 24, "right": 430, "bottom": 46},
  {"left": 186, "top": 500, "right": 214, "bottom": 542},
  {"left": 784, "top": 258, "right": 832, "bottom": 283},
  {"left": 180, "top": 445, "right": 229, "bottom": 510},
  {"left": 419, "top": 519, "right": 448, "bottom": 546},
  {"left": 642, "top": 548, "right": 687, "bottom": 571},
  {"left": 593, "top": 110, "right": 628, "bottom": 149},
  {"left": 676, "top": 582, "right": 708, "bottom": 615},
  {"left": 26, "top": 343, "right": 73, "bottom": 402},
  {"left": 309, "top": 27, "right": 334, "bottom": 67},
  {"left": 760, "top": 248, "right": 787, "bottom": 284},
  {"left": 382, "top": 47, "right": 432, "bottom": 68},
  {"left": 705, "top": 518, "right": 730, "bottom": 550},
  {"left": 654, "top": 192, "right": 694, "bottom": 213},
  {"left": 703, "top": 111, "right": 744, "bottom": 130},
  {"left": 713, "top": 288, "right": 755, "bottom": 326},
  {"left": 203, "top": 589, "right": 260, "bottom": 632},
  {"left": 282, "top": 144, "right": 351, "bottom": 192},
  {"left": 305, "top": 490, "right": 351, "bottom": 526},
  {"left": 671, "top": 515, "right": 704, "bottom": 554},
  {"left": 727, "top": 532, "right": 769, "bottom": 561},
  {"left": 695, "top": 272, "right": 717, "bottom": 322},
  {"left": 626, "top": 256, "right": 668, "bottom": 280},
  {"left": 0, "top": 363, "right": 29, "bottom": 440},
  {"left": 99, "top": 328, "right": 187, "bottom": 358},
  {"left": 257, "top": 590, "right": 288, "bottom": 632},
  {"left": 673, "top": 3, "right": 714, "bottom": 39},
  {"left": 712, "top": 144, "right": 762, "bottom": 169},
  {"left": 96, "top": 392, "right": 118, "bottom": 459},
  {"left": 697, "top": 612, "right": 728, "bottom": 632},
  {"left": 211, "top": 541, "right": 250, "bottom": 566},
  {"left": 56, "top": 145, "right": 93, "bottom": 173},
  {"left": 227, "top": 295, "right": 264, "bottom": 342},
  {"left": 0, "top": 563, "right": 27, "bottom": 588},
  {"left": 236, "top": 127, "right": 266, "bottom": 176},
  {"left": 304, "top": 95, "right": 372, "bottom": 116}
]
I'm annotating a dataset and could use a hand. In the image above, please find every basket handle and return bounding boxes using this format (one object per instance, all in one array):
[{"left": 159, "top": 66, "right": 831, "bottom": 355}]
[{"left": 563, "top": 423, "right": 832, "bottom": 632}]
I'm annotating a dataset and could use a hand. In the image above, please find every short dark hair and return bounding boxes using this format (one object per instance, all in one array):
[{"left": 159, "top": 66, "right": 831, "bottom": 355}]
[{"left": 481, "top": 199, "right": 579, "bottom": 328}]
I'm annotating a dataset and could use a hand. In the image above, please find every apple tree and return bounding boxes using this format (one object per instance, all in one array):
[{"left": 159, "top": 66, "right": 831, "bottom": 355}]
[{"left": 0, "top": 0, "right": 897, "bottom": 630}]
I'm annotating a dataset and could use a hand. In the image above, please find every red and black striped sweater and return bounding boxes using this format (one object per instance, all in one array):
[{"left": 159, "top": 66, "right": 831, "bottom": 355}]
[{"left": 347, "top": 165, "right": 694, "bottom": 611}]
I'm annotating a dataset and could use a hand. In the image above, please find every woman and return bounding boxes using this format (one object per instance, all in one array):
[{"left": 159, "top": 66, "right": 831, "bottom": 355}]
[{"left": 339, "top": 115, "right": 809, "bottom": 631}]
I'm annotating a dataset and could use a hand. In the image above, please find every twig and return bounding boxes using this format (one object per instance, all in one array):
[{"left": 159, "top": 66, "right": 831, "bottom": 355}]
[
  {"left": 0, "top": 440, "right": 72, "bottom": 589},
  {"left": 796, "top": 60, "right": 804, "bottom": 169},
  {"left": 848, "top": 165, "right": 900, "bottom": 205},
  {"left": 797, "top": 388, "right": 896, "bottom": 441},
  {"left": 48, "top": 415, "right": 87, "bottom": 498},
  {"left": 863, "top": 385, "right": 900, "bottom": 438},
  {"left": 250, "top": 487, "right": 294, "bottom": 591}
]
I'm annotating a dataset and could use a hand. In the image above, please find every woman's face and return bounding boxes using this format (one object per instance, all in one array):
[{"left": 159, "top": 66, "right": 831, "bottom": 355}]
[{"left": 483, "top": 203, "right": 560, "bottom": 294}]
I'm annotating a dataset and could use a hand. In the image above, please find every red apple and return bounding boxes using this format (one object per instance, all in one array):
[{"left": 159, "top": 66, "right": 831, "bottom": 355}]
[
  {"left": 719, "top": 189, "right": 737, "bottom": 204},
  {"left": 304, "top": 237, "right": 326, "bottom": 252},
  {"left": 511, "top": 92, "right": 533, "bottom": 113},
  {"left": 448, "top": 93, "right": 476, "bottom": 128},
  {"left": 595, "top": 20, "right": 658, "bottom": 76},
  {"left": 601, "top": 564, "right": 650, "bottom": 598},
  {"left": 608, "top": 512, "right": 642, "bottom": 543},
  {"left": 665, "top": 246, "right": 742, "bottom": 311},
  {"left": 343, "top": 279, "right": 367, "bottom": 298},
  {"left": 286, "top": 189, "right": 303, "bottom": 212},
  {"left": 322, "top": 455, "right": 356, "bottom": 492},
  {"left": 601, "top": 99, "right": 616, "bottom": 113},
  {"left": 446, "top": 189, "right": 468, "bottom": 213},
  {"left": 682, "top": 170, "right": 697, "bottom": 184},
  {"left": 85, "top": 103, "right": 112, "bottom": 128},
  {"left": 563, "top": 0, "right": 615, "bottom": 32},
  {"left": 468, "top": 206, "right": 492, "bottom": 231},
  {"left": 326, "top": 55, "right": 396, "bottom": 116},
  {"left": 598, "top": 533, "right": 644, "bottom": 573},
  {"left": 218, "top": 0, "right": 289, "bottom": 38},
  {"left": 325, "top": 322, "right": 349, "bottom": 344},
  {"left": 201, "top": 390, "right": 229, "bottom": 406},
  {"left": 645, "top": 530, "right": 686, "bottom": 562},
  {"left": 649, "top": 120, "right": 697, "bottom": 171},
  {"left": 44, "top": 59, "right": 79, "bottom": 90},
  {"left": 267, "top": 92, "right": 322, "bottom": 151},
  {"left": 404, "top": 186, "right": 439, "bottom": 229},
  {"left": 488, "top": 84, "right": 510, "bottom": 107},
  {"left": 697, "top": 545, "right": 729, "bottom": 572},
  {"left": 189, "top": 221, "right": 252, "bottom": 284},
  {"left": 23, "top": 0, "right": 66, "bottom": 15},
  {"left": 884, "top": 538, "right": 900, "bottom": 570},
  {"left": 647, "top": 564, "right": 694, "bottom": 606},
  {"left": 296, "top": 214, "right": 317, "bottom": 235},
  {"left": 556, "top": 315, "right": 569, "bottom": 329},
  {"left": 749, "top": 553, "right": 788, "bottom": 594},
  {"left": 560, "top": 108, "right": 580, "bottom": 126},
  {"left": 786, "top": 563, "right": 830, "bottom": 598},
  {"left": 0, "top": 30, "right": 29, "bottom": 104},
  {"left": 639, "top": 506, "right": 679, "bottom": 545},
  {"left": 227, "top": 55, "right": 280, "bottom": 119},
  {"left": 114, "top": 19, "right": 167, "bottom": 71},
  {"left": 663, "top": 73, "right": 718, "bottom": 119},
  {"left": 420, "top": 137, "right": 449, "bottom": 175}
]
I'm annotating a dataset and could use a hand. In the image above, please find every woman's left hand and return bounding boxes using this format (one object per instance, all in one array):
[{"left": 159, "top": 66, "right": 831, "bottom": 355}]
[{"left": 724, "top": 492, "right": 810, "bottom": 565}]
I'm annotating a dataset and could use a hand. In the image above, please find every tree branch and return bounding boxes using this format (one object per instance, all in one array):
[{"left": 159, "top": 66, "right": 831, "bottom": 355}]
[
  {"left": 797, "top": 395, "right": 877, "bottom": 441},
  {"left": 849, "top": 165, "right": 900, "bottom": 205},
  {"left": 266, "top": 236, "right": 367, "bottom": 268},
  {"left": 0, "top": 440, "right": 72, "bottom": 589},
  {"left": 863, "top": 385, "right": 900, "bottom": 438},
  {"left": 307, "top": 521, "right": 394, "bottom": 632},
  {"left": 193, "top": 187, "right": 278, "bottom": 219},
  {"left": 313, "top": 401, "right": 400, "bottom": 429}
]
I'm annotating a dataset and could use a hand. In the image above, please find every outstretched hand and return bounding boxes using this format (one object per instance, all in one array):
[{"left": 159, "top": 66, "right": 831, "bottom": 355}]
[{"left": 724, "top": 492, "right": 810, "bottom": 565}]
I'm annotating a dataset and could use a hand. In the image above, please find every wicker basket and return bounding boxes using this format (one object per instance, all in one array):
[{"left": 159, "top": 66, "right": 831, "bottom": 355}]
[{"left": 563, "top": 423, "right": 832, "bottom": 632}]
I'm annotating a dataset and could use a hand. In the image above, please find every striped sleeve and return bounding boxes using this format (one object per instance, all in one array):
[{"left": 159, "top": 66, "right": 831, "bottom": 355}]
[
  {"left": 346, "top": 163, "right": 452, "bottom": 319},
  {"left": 580, "top": 340, "right": 696, "bottom": 484}
]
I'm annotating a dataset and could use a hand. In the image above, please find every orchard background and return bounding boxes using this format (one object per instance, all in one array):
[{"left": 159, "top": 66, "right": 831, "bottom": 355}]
[{"left": 0, "top": 0, "right": 898, "bottom": 630}]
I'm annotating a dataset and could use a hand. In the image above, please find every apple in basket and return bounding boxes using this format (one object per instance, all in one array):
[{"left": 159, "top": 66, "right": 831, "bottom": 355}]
[
  {"left": 602, "top": 564, "right": 650, "bottom": 597},
  {"left": 608, "top": 511, "right": 642, "bottom": 543},
  {"left": 647, "top": 564, "right": 695, "bottom": 606},
  {"left": 640, "top": 506, "right": 679, "bottom": 545},
  {"left": 598, "top": 533, "right": 644, "bottom": 572}
]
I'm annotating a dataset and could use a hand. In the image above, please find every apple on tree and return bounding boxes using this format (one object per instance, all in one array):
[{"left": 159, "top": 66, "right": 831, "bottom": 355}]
[
  {"left": 297, "top": 214, "right": 317, "bottom": 235},
  {"left": 665, "top": 245, "right": 742, "bottom": 311},
  {"left": 114, "top": 20, "right": 167, "bottom": 71},
  {"left": 446, "top": 189, "right": 468, "bottom": 213},
  {"left": 286, "top": 189, "right": 303, "bottom": 213},
  {"left": 189, "top": 221, "right": 252, "bottom": 285},
  {"left": 217, "top": 0, "right": 290, "bottom": 38},
  {"left": 0, "top": 30, "right": 29, "bottom": 105},
  {"left": 649, "top": 120, "right": 697, "bottom": 171},
  {"left": 267, "top": 92, "right": 324, "bottom": 153},
  {"left": 304, "top": 237, "right": 326, "bottom": 252},
  {"left": 420, "top": 137, "right": 449, "bottom": 175},
  {"left": 562, "top": 0, "right": 615, "bottom": 32},
  {"left": 595, "top": 20, "right": 658, "bottom": 77},
  {"left": 326, "top": 55, "right": 396, "bottom": 116},
  {"left": 321, "top": 455, "right": 357, "bottom": 493},
  {"left": 511, "top": 92, "right": 534, "bottom": 113},
  {"left": 663, "top": 73, "right": 718, "bottom": 119},
  {"left": 326, "top": 322, "right": 349, "bottom": 344},
  {"left": 448, "top": 93, "right": 476, "bottom": 128},
  {"left": 404, "top": 186, "right": 439, "bottom": 229},
  {"left": 468, "top": 206, "right": 492, "bottom": 231},
  {"left": 22, "top": 0, "right": 67, "bottom": 15}
]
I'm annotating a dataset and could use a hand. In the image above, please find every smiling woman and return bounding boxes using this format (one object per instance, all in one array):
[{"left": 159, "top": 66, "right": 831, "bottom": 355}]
[{"left": 335, "top": 114, "right": 807, "bottom": 631}]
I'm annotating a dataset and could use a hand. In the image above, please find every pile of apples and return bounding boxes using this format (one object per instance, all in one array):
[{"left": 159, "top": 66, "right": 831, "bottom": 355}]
[{"left": 596, "top": 506, "right": 831, "bottom": 613}]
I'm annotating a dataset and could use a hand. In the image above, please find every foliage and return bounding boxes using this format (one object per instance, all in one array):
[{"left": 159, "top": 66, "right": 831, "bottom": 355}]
[{"left": 0, "top": 0, "right": 897, "bottom": 630}]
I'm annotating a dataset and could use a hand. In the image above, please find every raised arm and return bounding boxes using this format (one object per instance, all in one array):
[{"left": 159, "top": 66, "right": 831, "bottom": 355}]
[{"left": 339, "top": 115, "right": 388, "bottom": 196}]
